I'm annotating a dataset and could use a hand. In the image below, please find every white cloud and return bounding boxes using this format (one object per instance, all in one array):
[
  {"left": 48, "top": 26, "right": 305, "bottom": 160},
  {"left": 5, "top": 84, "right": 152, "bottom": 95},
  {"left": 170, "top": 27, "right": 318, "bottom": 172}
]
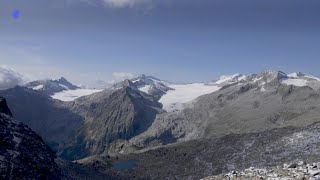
[
  {"left": 0, "top": 65, "right": 25, "bottom": 90},
  {"left": 102, "top": 0, "right": 150, "bottom": 8},
  {"left": 1, "top": 63, "right": 136, "bottom": 89},
  {"left": 76, "top": 0, "right": 152, "bottom": 8}
]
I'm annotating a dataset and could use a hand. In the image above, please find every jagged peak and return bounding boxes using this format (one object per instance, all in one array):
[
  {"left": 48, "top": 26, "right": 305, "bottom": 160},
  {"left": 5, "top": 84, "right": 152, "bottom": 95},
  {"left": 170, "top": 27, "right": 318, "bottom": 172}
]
[
  {"left": 56, "top": 77, "right": 68, "bottom": 82},
  {"left": 138, "top": 74, "right": 147, "bottom": 79},
  {"left": 288, "top": 72, "right": 305, "bottom": 78},
  {"left": 0, "top": 97, "right": 13, "bottom": 117},
  {"left": 213, "top": 73, "right": 246, "bottom": 85},
  {"left": 261, "top": 70, "right": 287, "bottom": 76},
  {"left": 217, "top": 73, "right": 243, "bottom": 80},
  {"left": 123, "top": 79, "right": 137, "bottom": 88},
  {"left": 135, "top": 74, "right": 163, "bottom": 83},
  {"left": 113, "top": 79, "right": 139, "bottom": 91}
]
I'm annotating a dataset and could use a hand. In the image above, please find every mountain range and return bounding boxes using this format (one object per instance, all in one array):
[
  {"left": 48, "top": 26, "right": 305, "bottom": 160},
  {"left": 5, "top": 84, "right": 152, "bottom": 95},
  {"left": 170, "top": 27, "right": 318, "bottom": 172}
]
[
  {"left": 25, "top": 77, "right": 80, "bottom": 96},
  {"left": 1, "top": 70, "right": 320, "bottom": 179}
]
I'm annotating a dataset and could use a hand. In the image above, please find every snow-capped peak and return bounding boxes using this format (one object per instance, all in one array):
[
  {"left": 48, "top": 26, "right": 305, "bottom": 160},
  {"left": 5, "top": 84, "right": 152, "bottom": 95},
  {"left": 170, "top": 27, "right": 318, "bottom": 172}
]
[
  {"left": 287, "top": 72, "right": 320, "bottom": 82},
  {"left": 280, "top": 72, "right": 320, "bottom": 87},
  {"left": 287, "top": 72, "right": 305, "bottom": 78},
  {"left": 211, "top": 73, "right": 246, "bottom": 86},
  {"left": 25, "top": 77, "right": 79, "bottom": 95},
  {"left": 131, "top": 74, "right": 173, "bottom": 95},
  {"left": 132, "top": 74, "right": 170, "bottom": 87}
]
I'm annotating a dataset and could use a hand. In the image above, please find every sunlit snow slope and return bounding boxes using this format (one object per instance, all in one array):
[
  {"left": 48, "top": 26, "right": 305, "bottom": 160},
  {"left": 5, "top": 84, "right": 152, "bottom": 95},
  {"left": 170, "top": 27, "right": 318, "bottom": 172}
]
[
  {"left": 159, "top": 83, "right": 220, "bottom": 111},
  {"left": 51, "top": 89, "right": 103, "bottom": 101}
]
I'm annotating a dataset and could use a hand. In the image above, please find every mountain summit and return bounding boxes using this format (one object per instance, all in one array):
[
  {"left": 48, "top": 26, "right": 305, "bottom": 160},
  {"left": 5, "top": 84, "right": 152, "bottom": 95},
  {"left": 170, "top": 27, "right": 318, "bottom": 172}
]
[{"left": 25, "top": 77, "right": 79, "bottom": 95}]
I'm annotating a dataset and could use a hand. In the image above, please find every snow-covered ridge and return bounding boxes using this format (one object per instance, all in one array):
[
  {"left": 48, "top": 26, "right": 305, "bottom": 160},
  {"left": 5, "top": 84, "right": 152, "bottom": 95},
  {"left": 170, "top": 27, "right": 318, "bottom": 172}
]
[
  {"left": 132, "top": 74, "right": 172, "bottom": 93},
  {"left": 25, "top": 77, "right": 80, "bottom": 95},
  {"left": 136, "top": 71, "right": 320, "bottom": 112},
  {"left": 25, "top": 71, "right": 320, "bottom": 106},
  {"left": 280, "top": 72, "right": 320, "bottom": 87},
  {"left": 213, "top": 73, "right": 247, "bottom": 85}
]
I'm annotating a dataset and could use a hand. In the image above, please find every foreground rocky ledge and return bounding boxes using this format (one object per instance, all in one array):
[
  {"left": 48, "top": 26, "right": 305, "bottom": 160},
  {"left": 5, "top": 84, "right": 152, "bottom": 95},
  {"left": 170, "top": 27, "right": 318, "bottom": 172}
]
[{"left": 202, "top": 161, "right": 320, "bottom": 180}]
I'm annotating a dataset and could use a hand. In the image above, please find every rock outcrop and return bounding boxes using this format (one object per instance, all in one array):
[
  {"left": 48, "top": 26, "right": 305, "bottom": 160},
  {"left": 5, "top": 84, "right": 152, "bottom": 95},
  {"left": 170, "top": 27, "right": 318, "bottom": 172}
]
[{"left": 0, "top": 97, "right": 61, "bottom": 179}]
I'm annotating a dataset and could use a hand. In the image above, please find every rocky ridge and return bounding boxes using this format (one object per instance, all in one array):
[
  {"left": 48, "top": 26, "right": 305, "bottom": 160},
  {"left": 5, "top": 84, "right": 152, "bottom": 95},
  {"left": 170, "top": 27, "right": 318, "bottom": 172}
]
[
  {"left": 0, "top": 97, "right": 61, "bottom": 179},
  {"left": 25, "top": 77, "right": 79, "bottom": 95}
]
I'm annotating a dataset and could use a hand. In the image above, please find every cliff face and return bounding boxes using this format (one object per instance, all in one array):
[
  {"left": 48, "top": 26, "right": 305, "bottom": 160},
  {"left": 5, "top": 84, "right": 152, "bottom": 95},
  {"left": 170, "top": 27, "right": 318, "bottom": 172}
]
[
  {"left": 0, "top": 97, "right": 12, "bottom": 117},
  {"left": 0, "top": 97, "right": 61, "bottom": 179}
]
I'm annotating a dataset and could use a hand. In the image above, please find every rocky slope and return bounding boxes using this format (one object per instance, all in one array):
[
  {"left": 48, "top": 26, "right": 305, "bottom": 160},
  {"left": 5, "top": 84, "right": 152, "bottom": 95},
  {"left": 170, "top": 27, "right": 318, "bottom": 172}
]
[
  {"left": 115, "top": 74, "right": 173, "bottom": 100},
  {"left": 0, "top": 80, "right": 165, "bottom": 160},
  {"left": 60, "top": 81, "right": 163, "bottom": 160},
  {"left": 202, "top": 161, "right": 320, "bottom": 180},
  {"left": 0, "top": 86, "right": 83, "bottom": 151},
  {"left": 2, "top": 70, "right": 320, "bottom": 179},
  {"left": 121, "top": 71, "right": 320, "bottom": 152},
  {"left": 3, "top": 70, "right": 320, "bottom": 165},
  {"left": 77, "top": 120, "right": 320, "bottom": 179},
  {"left": 0, "top": 97, "right": 61, "bottom": 179}
]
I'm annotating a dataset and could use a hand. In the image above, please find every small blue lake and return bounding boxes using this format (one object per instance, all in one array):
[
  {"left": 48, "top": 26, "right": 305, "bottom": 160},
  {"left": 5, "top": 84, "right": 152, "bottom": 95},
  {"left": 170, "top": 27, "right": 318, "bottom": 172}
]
[{"left": 113, "top": 159, "right": 137, "bottom": 171}]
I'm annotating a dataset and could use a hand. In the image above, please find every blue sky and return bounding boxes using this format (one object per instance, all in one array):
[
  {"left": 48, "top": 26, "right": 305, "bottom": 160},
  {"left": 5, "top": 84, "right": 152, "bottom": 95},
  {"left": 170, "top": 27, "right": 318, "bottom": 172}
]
[{"left": 1, "top": 0, "right": 320, "bottom": 86}]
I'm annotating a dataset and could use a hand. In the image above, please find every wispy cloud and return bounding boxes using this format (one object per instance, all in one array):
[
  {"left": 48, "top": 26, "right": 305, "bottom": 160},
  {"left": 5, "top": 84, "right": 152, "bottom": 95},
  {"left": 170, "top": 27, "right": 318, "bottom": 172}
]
[
  {"left": 76, "top": 0, "right": 153, "bottom": 8},
  {"left": 0, "top": 65, "right": 24, "bottom": 90},
  {"left": 102, "top": 0, "right": 150, "bottom": 8},
  {"left": 1, "top": 63, "right": 136, "bottom": 89}
]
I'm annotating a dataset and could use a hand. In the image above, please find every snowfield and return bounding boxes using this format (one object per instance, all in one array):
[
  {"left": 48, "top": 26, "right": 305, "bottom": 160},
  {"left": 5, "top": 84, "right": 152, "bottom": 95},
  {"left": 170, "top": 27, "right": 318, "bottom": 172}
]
[
  {"left": 159, "top": 83, "right": 220, "bottom": 111},
  {"left": 51, "top": 89, "right": 103, "bottom": 101},
  {"left": 214, "top": 73, "right": 246, "bottom": 85},
  {"left": 281, "top": 79, "right": 308, "bottom": 87},
  {"left": 32, "top": 85, "right": 44, "bottom": 90},
  {"left": 139, "top": 85, "right": 151, "bottom": 94}
]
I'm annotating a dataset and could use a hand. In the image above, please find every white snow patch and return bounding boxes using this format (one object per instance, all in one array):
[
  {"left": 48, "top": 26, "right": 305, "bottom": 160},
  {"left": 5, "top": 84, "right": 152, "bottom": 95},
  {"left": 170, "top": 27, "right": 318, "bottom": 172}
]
[
  {"left": 139, "top": 85, "right": 151, "bottom": 94},
  {"left": 32, "top": 84, "right": 44, "bottom": 90},
  {"left": 159, "top": 83, "right": 220, "bottom": 111},
  {"left": 58, "top": 83, "right": 70, "bottom": 90},
  {"left": 215, "top": 73, "right": 243, "bottom": 84},
  {"left": 288, "top": 73, "right": 300, "bottom": 78},
  {"left": 281, "top": 79, "right": 308, "bottom": 87},
  {"left": 253, "top": 77, "right": 263, "bottom": 83},
  {"left": 238, "top": 75, "right": 247, "bottom": 81},
  {"left": 51, "top": 89, "right": 103, "bottom": 101},
  {"left": 305, "top": 75, "right": 320, "bottom": 81}
]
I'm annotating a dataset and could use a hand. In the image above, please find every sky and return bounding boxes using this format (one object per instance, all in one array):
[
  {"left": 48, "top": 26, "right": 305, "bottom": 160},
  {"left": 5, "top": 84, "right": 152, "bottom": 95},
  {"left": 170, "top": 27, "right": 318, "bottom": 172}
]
[{"left": 1, "top": 0, "right": 320, "bottom": 87}]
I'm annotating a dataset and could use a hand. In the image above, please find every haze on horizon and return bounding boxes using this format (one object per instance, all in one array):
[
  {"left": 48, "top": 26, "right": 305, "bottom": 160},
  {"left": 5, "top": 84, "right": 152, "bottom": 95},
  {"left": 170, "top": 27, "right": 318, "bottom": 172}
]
[{"left": 1, "top": 0, "right": 320, "bottom": 87}]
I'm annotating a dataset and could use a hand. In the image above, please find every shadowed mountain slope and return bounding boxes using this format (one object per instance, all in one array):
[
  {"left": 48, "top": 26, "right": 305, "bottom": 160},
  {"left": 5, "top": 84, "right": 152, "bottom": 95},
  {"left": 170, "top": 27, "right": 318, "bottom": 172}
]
[{"left": 0, "top": 97, "right": 61, "bottom": 179}]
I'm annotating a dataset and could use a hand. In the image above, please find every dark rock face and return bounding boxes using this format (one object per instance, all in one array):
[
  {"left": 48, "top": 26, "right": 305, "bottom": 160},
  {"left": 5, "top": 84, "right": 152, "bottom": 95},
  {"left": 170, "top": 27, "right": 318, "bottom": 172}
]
[
  {"left": 0, "top": 97, "right": 12, "bottom": 117},
  {"left": 0, "top": 87, "right": 84, "bottom": 151},
  {"left": 0, "top": 83, "right": 164, "bottom": 161},
  {"left": 0, "top": 97, "right": 61, "bottom": 179}
]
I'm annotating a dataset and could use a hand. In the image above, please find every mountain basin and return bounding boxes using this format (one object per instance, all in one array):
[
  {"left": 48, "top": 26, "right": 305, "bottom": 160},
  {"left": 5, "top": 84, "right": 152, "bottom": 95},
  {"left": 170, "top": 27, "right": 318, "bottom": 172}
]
[{"left": 113, "top": 159, "right": 137, "bottom": 171}]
